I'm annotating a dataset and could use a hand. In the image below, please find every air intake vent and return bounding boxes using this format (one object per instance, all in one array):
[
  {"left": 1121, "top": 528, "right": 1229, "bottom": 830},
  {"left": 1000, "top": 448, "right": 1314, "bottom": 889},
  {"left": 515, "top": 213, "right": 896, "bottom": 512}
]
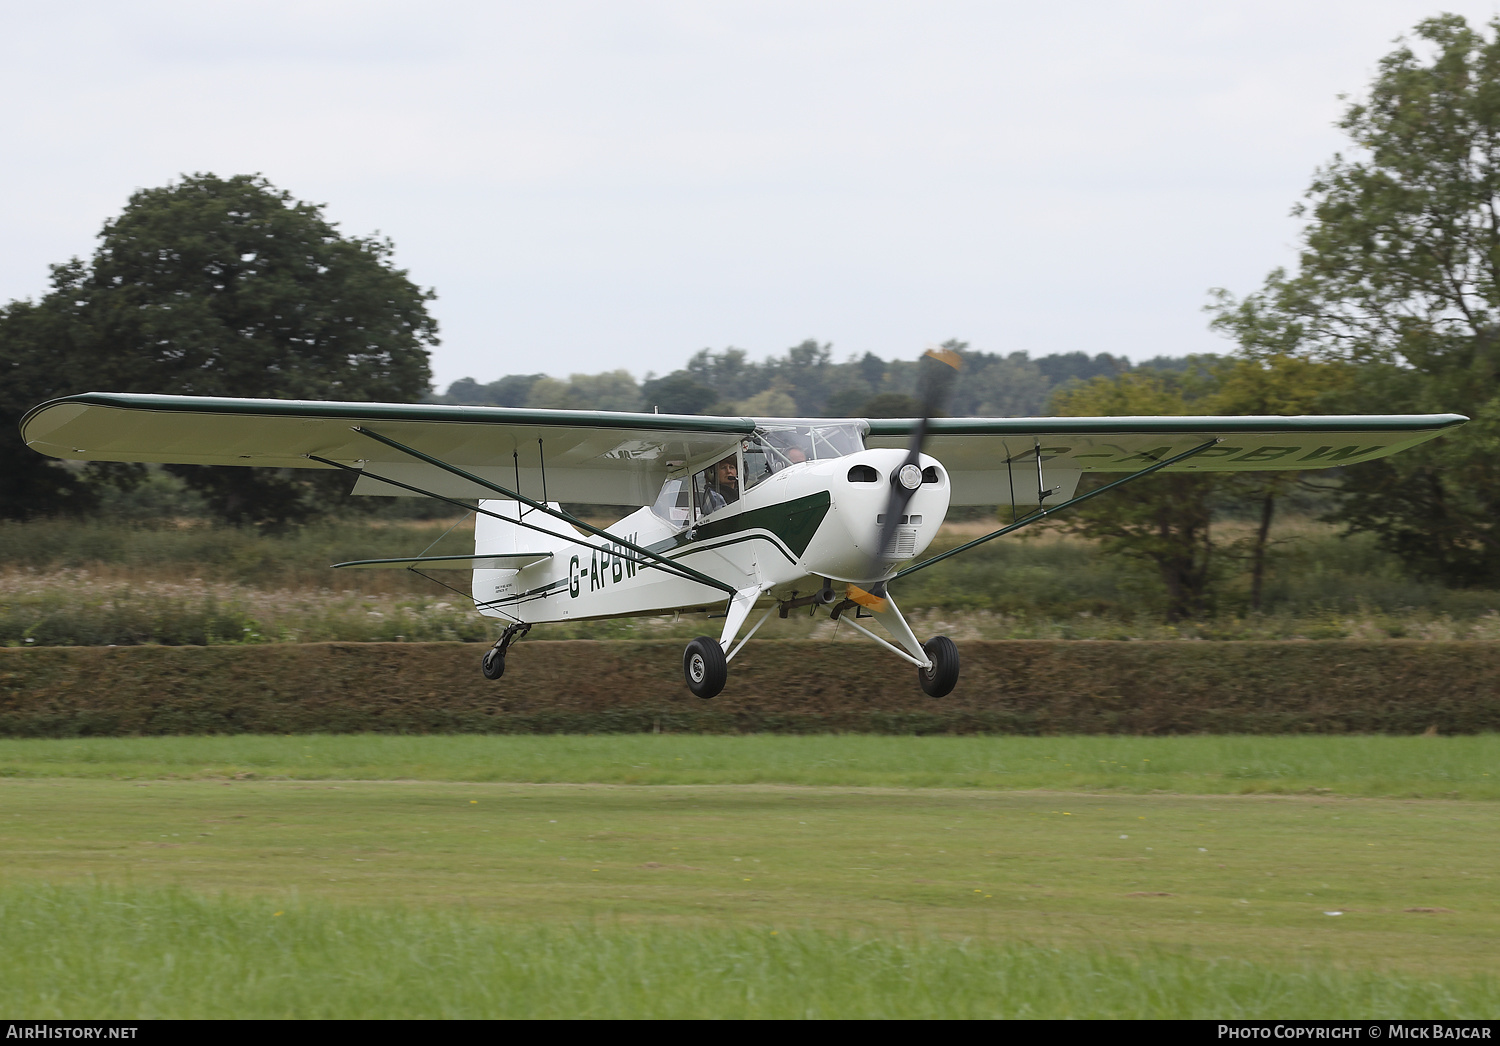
[
  {"left": 847, "top": 464, "right": 879, "bottom": 483},
  {"left": 881, "top": 527, "right": 919, "bottom": 558}
]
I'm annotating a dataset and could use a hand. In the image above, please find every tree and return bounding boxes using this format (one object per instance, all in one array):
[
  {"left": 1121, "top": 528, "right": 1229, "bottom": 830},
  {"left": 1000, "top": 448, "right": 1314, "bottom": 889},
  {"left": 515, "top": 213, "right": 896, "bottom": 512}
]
[
  {"left": 1049, "top": 369, "right": 1223, "bottom": 622},
  {"left": 955, "top": 352, "right": 1051, "bottom": 416},
  {"left": 686, "top": 347, "right": 767, "bottom": 403},
  {"left": 1207, "top": 354, "right": 1355, "bottom": 609},
  {"left": 1210, "top": 15, "right": 1500, "bottom": 584},
  {"left": 639, "top": 371, "right": 720, "bottom": 414},
  {"left": 859, "top": 392, "right": 921, "bottom": 417},
  {"left": 526, "top": 371, "right": 641, "bottom": 412},
  {"left": 1034, "top": 351, "right": 1131, "bottom": 388},
  {"left": 0, "top": 173, "right": 436, "bottom": 525},
  {"left": 0, "top": 300, "right": 103, "bottom": 518},
  {"left": 768, "top": 339, "right": 833, "bottom": 415},
  {"left": 437, "top": 373, "right": 544, "bottom": 407},
  {"left": 1049, "top": 355, "right": 1356, "bottom": 618}
]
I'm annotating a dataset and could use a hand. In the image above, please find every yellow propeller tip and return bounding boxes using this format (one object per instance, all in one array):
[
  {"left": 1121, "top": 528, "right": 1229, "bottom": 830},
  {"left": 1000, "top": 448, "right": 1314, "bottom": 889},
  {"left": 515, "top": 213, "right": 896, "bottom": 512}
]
[{"left": 923, "top": 346, "right": 963, "bottom": 370}]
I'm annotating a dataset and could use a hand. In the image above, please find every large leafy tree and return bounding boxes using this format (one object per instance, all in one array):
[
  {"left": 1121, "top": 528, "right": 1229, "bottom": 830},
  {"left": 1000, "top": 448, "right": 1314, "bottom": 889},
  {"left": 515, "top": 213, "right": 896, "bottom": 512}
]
[
  {"left": 1, "top": 173, "right": 436, "bottom": 524},
  {"left": 1210, "top": 15, "right": 1500, "bottom": 584},
  {"left": 0, "top": 299, "right": 103, "bottom": 517}
]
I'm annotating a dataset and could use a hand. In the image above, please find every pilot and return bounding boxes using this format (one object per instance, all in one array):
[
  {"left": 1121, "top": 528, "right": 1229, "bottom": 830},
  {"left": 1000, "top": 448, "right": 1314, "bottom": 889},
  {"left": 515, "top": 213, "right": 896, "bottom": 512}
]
[{"left": 699, "top": 455, "right": 740, "bottom": 514}]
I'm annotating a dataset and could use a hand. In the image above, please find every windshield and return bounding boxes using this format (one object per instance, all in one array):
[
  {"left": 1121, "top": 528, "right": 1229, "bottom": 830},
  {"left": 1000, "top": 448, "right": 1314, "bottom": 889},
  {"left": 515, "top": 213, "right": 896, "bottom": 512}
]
[
  {"left": 743, "top": 421, "right": 867, "bottom": 490},
  {"left": 650, "top": 478, "right": 691, "bottom": 527}
]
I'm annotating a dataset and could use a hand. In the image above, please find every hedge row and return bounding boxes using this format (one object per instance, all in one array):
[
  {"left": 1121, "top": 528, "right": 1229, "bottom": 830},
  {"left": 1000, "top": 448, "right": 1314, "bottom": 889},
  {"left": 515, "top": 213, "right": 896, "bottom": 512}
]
[{"left": 1, "top": 640, "right": 1497, "bottom": 737}]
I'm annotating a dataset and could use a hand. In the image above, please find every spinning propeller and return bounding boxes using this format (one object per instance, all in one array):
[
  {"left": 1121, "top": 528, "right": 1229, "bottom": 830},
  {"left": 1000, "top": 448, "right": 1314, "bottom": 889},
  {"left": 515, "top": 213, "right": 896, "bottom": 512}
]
[{"left": 848, "top": 345, "right": 962, "bottom": 607}]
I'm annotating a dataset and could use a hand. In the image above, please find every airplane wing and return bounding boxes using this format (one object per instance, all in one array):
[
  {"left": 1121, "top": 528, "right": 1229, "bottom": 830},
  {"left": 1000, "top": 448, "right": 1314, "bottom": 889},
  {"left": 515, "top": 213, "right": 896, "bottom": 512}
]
[
  {"left": 20, "top": 393, "right": 754, "bottom": 505},
  {"left": 865, "top": 414, "right": 1468, "bottom": 505},
  {"left": 22, "top": 394, "right": 1467, "bottom": 509}
]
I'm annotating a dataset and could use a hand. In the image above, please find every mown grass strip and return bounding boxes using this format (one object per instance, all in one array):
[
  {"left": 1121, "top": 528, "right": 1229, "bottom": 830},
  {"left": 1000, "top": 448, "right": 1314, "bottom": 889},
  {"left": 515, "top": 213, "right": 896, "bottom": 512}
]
[
  {"left": 1, "top": 733, "right": 1497, "bottom": 798},
  {"left": 1, "top": 883, "right": 1492, "bottom": 1019}
]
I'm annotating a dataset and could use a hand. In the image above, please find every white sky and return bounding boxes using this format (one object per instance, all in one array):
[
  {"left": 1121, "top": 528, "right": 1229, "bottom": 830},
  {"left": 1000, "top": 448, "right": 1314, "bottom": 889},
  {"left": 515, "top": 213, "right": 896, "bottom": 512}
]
[{"left": 5, "top": 1, "right": 1500, "bottom": 390}]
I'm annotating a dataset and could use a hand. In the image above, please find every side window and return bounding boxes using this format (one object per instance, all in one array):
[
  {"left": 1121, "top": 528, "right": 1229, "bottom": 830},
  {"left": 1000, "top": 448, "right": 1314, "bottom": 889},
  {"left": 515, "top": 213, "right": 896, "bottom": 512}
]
[
  {"left": 743, "top": 437, "right": 773, "bottom": 491},
  {"left": 691, "top": 454, "right": 741, "bottom": 520},
  {"left": 650, "top": 478, "right": 691, "bottom": 527}
]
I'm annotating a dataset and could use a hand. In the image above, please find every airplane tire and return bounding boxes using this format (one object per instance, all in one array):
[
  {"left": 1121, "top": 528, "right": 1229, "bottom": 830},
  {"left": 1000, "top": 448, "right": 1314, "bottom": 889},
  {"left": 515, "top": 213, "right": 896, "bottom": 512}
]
[
  {"left": 684, "top": 636, "right": 728, "bottom": 699},
  {"left": 481, "top": 647, "right": 506, "bottom": 681},
  {"left": 918, "top": 636, "right": 959, "bottom": 698}
]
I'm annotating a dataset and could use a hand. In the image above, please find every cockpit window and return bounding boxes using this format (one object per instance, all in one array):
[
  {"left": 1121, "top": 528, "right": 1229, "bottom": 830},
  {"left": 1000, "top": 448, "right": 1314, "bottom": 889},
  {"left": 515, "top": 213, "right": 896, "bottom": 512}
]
[
  {"left": 743, "top": 421, "right": 867, "bottom": 490},
  {"left": 650, "top": 478, "right": 691, "bottom": 527},
  {"left": 691, "top": 454, "right": 741, "bottom": 520}
]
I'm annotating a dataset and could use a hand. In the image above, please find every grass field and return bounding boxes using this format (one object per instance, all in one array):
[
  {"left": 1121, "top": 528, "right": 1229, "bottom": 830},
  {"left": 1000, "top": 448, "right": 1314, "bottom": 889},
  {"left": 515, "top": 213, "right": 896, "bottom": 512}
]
[
  {"left": 4, "top": 884, "right": 1490, "bottom": 1019},
  {"left": 2, "top": 735, "right": 1497, "bottom": 1017},
  {"left": 3, "top": 733, "right": 1497, "bottom": 798}
]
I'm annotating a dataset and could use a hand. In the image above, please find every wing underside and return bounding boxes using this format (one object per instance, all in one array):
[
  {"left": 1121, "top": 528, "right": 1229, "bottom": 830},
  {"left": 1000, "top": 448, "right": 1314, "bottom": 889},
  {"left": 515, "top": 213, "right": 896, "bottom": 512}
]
[
  {"left": 21, "top": 393, "right": 755, "bottom": 505},
  {"left": 21, "top": 395, "right": 1466, "bottom": 510},
  {"left": 866, "top": 414, "right": 1468, "bottom": 505}
]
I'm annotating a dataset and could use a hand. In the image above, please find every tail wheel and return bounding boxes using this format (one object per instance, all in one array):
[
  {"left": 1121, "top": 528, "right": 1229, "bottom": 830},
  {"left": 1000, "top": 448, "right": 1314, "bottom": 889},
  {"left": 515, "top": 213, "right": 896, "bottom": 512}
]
[
  {"left": 918, "top": 635, "right": 959, "bottom": 697},
  {"left": 481, "top": 647, "right": 506, "bottom": 680},
  {"left": 683, "top": 636, "right": 728, "bottom": 699}
]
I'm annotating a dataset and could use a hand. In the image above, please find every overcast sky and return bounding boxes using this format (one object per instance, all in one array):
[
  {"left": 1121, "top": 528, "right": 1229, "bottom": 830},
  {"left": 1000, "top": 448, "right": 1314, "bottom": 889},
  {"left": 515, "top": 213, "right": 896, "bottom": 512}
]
[{"left": 5, "top": 1, "right": 1500, "bottom": 391}]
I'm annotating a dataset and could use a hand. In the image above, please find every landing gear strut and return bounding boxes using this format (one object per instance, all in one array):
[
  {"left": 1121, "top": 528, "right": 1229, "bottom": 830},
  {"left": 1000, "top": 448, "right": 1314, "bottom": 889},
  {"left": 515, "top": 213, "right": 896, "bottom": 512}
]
[
  {"left": 678, "top": 584, "right": 774, "bottom": 699},
  {"left": 481, "top": 621, "right": 531, "bottom": 681}
]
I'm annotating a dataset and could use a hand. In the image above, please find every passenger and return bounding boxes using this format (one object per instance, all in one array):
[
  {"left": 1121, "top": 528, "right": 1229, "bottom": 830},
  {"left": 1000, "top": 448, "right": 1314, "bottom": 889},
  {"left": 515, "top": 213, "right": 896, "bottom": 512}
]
[{"left": 767, "top": 438, "right": 809, "bottom": 473}]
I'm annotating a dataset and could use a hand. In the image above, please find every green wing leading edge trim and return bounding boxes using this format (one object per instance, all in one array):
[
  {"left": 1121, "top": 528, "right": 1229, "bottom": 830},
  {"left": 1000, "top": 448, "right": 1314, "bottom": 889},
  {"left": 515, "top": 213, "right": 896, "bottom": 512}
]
[
  {"left": 22, "top": 392, "right": 758, "bottom": 436},
  {"left": 866, "top": 415, "right": 1469, "bottom": 438}
]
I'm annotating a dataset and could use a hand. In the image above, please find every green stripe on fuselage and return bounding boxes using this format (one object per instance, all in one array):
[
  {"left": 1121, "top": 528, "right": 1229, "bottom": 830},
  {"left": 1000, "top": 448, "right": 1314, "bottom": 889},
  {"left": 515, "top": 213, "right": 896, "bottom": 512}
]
[{"left": 648, "top": 491, "right": 832, "bottom": 560}]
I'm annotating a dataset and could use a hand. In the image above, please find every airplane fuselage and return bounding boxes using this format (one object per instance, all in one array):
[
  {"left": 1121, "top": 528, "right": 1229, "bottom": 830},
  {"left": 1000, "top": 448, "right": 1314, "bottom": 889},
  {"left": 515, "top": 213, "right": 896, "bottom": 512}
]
[{"left": 472, "top": 447, "right": 951, "bottom": 623}]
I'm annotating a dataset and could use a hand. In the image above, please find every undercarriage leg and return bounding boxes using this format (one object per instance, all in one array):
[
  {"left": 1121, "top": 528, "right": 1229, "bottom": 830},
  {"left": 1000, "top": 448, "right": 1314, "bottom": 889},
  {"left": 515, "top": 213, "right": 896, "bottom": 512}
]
[
  {"left": 828, "top": 590, "right": 960, "bottom": 697},
  {"left": 832, "top": 590, "right": 930, "bottom": 668},
  {"left": 481, "top": 621, "right": 531, "bottom": 681}
]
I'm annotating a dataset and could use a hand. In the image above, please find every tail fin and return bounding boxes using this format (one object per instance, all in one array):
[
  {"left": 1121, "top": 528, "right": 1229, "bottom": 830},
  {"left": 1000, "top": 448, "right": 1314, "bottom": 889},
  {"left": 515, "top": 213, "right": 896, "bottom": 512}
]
[{"left": 472, "top": 500, "right": 578, "bottom": 614}]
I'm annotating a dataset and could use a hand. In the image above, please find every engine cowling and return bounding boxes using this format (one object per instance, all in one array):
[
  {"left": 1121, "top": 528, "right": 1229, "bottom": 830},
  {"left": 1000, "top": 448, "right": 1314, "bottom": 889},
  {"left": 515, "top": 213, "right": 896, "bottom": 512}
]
[{"left": 797, "top": 448, "right": 949, "bottom": 583}]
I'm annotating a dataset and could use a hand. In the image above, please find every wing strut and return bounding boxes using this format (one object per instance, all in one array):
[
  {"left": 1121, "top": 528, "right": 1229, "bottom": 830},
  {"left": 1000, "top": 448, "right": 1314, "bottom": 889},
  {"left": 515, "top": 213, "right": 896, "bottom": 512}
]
[
  {"left": 894, "top": 437, "right": 1223, "bottom": 581},
  {"left": 348, "top": 426, "right": 738, "bottom": 596}
]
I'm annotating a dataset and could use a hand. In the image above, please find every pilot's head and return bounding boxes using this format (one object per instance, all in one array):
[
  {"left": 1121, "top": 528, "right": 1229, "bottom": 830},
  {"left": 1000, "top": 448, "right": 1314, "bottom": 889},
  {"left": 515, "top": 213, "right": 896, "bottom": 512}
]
[
  {"left": 785, "top": 447, "right": 807, "bottom": 464},
  {"left": 714, "top": 456, "right": 738, "bottom": 486}
]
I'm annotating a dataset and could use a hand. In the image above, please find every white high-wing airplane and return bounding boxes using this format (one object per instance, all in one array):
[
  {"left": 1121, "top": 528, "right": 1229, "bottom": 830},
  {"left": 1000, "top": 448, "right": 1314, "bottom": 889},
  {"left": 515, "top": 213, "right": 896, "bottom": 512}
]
[{"left": 21, "top": 354, "right": 1466, "bottom": 698}]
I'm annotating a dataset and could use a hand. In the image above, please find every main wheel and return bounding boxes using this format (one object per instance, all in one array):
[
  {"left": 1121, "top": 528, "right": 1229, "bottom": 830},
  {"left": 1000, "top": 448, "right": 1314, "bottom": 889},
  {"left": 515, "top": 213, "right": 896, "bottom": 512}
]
[
  {"left": 918, "top": 635, "right": 959, "bottom": 697},
  {"left": 481, "top": 647, "right": 506, "bottom": 681},
  {"left": 683, "top": 636, "right": 728, "bottom": 699}
]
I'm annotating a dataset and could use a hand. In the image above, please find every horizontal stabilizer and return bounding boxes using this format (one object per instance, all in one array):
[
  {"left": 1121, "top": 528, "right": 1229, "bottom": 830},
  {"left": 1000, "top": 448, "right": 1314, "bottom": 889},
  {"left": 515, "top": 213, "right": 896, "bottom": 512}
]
[{"left": 331, "top": 552, "right": 554, "bottom": 571}]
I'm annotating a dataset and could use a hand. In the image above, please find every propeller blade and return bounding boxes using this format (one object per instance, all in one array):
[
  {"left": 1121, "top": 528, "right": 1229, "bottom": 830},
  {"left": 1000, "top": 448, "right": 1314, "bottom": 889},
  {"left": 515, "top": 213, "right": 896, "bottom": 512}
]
[{"left": 873, "top": 346, "right": 962, "bottom": 566}]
